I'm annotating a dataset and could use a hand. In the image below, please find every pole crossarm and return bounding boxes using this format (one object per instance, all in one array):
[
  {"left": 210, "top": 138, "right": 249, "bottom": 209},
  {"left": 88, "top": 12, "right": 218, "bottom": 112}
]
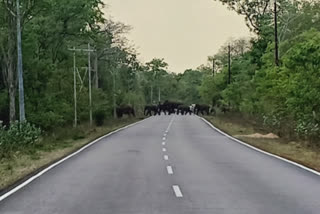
[{"left": 68, "top": 47, "right": 95, "bottom": 53}]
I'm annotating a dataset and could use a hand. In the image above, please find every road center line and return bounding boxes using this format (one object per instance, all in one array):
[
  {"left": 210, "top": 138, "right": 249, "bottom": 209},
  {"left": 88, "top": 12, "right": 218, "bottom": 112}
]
[
  {"left": 162, "top": 137, "right": 166, "bottom": 141},
  {"left": 162, "top": 142, "right": 166, "bottom": 146},
  {"left": 162, "top": 148, "right": 167, "bottom": 152},
  {"left": 172, "top": 185, "right": 183, "bottom": 198},
  {"left": 165, "top": 115, "right": 175, "bottom": 133},
  {"left": 167, "top": 166, "right": 173, "bottom": 174},
  {"left": 164, "top": 155, "right": 169, "bottom": 160}
]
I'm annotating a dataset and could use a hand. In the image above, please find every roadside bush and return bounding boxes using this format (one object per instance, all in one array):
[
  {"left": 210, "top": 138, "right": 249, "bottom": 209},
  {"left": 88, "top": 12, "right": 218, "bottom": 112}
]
[
  {"left": 263, "top": 113, "right": 281, "bottom": 130},
  {"left": 94, "top": 110, "right": 106, "bottom": 126},
  {"left": 295, "top": 118, "right": 320, "bottom": 141},
  {"left": 0, "top": 121, "right": 41, "bottom": 158}
]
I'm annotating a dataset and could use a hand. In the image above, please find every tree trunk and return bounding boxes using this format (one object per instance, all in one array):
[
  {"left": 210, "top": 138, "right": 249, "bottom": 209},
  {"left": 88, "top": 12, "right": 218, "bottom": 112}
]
[
  {"left": 2, "top": 49, "right": 17, "bottom": 123},
  {"left": 9, "top": 78, "right": 16, "bottom": 122},
  {"left": 1, "top": 4, "right": 18, "bottom": 123},
  {"left": 6, "top": 43, "right": 17, "bottom": 123}
]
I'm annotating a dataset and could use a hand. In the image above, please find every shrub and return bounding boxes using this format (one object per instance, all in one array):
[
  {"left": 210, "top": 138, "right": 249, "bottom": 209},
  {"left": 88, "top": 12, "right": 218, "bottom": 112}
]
[
  {"left": 263, "top": 113, "right": 281, "bottom": 130},
  {"left": 0, "top": 121, "right": 41, "bottom": 158},
  {"left": 295, "top": 118, "right": 320, "bottom": 140}
]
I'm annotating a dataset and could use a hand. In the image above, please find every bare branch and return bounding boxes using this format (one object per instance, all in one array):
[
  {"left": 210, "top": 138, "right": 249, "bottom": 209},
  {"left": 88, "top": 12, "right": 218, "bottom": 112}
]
[{"left": 3, "top": 2, "right": 16, "bottom": 17}]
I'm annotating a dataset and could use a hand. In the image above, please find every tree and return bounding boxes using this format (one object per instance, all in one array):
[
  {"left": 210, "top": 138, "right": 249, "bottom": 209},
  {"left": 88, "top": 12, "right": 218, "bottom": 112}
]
[
  {"left": 1, "top": 1, "right": 18, "bottom": 122},
  {"left": 214, "top": 0, "right": 273, "bottom": 34},
  {"left": 145, "top": 58, "right": 169, "bottom": 103}
]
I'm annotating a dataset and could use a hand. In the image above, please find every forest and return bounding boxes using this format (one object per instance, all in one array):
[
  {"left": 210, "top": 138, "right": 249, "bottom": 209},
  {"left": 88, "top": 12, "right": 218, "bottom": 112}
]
[
  {"left": 200, "top": 0, "right": 320, "bottom": 143},
  {"left": 1, "top": 0, "right": 320, "bottom": 155}
]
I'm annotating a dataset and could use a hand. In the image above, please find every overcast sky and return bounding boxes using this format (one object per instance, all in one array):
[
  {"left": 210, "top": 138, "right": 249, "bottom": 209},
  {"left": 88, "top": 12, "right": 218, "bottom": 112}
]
[{"left": 104, "top": 0, "right": 251, "bottom": 73}]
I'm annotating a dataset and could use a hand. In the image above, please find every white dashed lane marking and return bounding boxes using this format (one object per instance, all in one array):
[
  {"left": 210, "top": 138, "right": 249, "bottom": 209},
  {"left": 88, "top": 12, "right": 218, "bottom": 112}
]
[
  {"left": 172, "top": 185, "right": 183, "bottom": 198},
  {"left": 167, "top": 166, "right": 173, "bottom": 175},
  {"left": 165, "top": 115, "right": 175, "bottom": 133},
  {"left": 163, "top": 116, "right": 182, "bottom": 199}
]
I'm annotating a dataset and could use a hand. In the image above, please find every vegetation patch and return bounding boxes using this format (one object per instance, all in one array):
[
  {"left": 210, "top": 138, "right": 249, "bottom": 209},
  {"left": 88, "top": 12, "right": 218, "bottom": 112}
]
[{"left": 205, "top": 114, "right": 320, "bottom": 172}]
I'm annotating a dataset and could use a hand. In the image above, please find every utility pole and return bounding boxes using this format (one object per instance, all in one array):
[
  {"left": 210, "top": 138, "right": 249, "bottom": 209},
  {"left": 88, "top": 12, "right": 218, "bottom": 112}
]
[
  {"left": 274, "top": 0, "right": 279, "bottom": 67},
  {"left": 16, "top": 0, "right": 26, "bottom": 122},
  {"left": 151, "top": 70, "right": 158, "bottom": 104},
  {"left": 68, "top": 46, "right": 95, "bottom": 127},
  {"left": 150, "top": 85, "right": 153, "bottom": 104},
  {"left": 158, "top": 87, "right": 161, "bottom": 102},
  {"left": 72, "top": 50, "right": 77, "bottom": 127},
  {"left": 112, "top": 71, "right": 116, "bottom": 119},
  {"left": 228, "top": 44, "right": 231, "bottom": 84},
  {"left": 94, "top": 52, "right": 99, "bottom": 89},
  {"left": 88, "top": 43, "right": 92, "bottom": 126},
  {"left": 212, "top": 58, "right": 215, "bottom": 76}
]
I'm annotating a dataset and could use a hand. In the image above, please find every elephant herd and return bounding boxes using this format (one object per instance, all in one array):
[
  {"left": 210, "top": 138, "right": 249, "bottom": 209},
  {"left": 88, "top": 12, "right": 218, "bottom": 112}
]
[
  {"left": 115, "top": 101, "right": 215, "bottom": 118},
  {"left": 144, "top": 101, "right": 212, "bottom": 116}
]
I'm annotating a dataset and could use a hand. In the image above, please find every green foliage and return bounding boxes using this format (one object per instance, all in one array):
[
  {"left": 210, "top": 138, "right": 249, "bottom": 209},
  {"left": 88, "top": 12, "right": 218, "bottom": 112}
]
[
  {"left": 175, "top": 69, "right": 204, "bottom": 104},
  {"left": 199, "top": 1, "right": 320, "bottom": 142},
  {"left": 0, "top": 122, "right": 41, "bottom": 158},
  {"left": 295, "top": 118, "right": 319, "bottom": 140}
]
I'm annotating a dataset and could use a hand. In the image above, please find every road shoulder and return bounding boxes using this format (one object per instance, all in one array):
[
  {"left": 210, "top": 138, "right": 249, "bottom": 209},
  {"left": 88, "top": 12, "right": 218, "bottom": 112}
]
[{"left": 202, "top": 115, "right": 320, "bottom": 175}]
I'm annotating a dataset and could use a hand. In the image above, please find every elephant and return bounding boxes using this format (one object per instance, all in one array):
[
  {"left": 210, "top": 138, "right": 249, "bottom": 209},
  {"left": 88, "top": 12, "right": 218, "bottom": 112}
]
[
  {"left": 144, "top": 105, "right": 158, "bottom": 116},
  {"left": 116, "top": 105, "right": 135, "bottom": 118},
  {"left": 157, "top": 103, "right": 168, "bottom": 115},
  {"left": 162, "top": 100, "right": 183, "bottom": 115},
  {"left": 177, "top": 105, "right": 192, "bottom": 115},
  {"left": 194, "top": 104, "right": 210, "bottom": 115}
]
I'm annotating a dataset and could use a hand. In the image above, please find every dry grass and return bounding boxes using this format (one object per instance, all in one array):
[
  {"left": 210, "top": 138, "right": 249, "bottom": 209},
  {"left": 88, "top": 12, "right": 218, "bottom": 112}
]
[
  {"left": 205, "top": 114, "right": 320, "bottom": 172},
  {"left": 0, "top": 118, "right": 142, "bottom": 191}
]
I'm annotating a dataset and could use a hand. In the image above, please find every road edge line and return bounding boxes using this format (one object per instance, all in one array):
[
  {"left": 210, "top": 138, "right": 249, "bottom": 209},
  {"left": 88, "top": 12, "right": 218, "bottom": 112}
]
[
  {"left": 0, "top": 117, "right": 151, "bottom": 202},
  {"left": 200, "top": 117, "right": 320, "bottom": 176}
]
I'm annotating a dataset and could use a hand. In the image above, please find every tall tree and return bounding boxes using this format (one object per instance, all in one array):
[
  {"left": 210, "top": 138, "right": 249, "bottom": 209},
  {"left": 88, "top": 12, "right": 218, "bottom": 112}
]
[
  {"left": 215, "top": 0, "right": 272, "bottom": 34},
  {"left": 0, "top": 0, "right": 37, "bottom": 122}
]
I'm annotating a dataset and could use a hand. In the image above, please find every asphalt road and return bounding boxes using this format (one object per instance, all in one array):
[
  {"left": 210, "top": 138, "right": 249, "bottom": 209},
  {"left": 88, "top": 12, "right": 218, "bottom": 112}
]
[{"left": 0, "top": 115, "right": 320, "bottom": 214}]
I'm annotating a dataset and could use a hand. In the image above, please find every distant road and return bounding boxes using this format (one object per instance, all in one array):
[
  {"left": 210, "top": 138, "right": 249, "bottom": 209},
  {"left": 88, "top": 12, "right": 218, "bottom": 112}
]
[{"left": 0, "top": 115, "right": 320, "bottom": 214}]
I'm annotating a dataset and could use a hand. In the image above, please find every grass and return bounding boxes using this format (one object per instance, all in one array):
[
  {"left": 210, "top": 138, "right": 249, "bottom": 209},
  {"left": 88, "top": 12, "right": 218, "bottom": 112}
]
[
  {"left": 205, "top": 114, "right": 320, "bottom": 172},
  {"left": 0, "top": 117, "right": 143, "bottom": 191}
]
